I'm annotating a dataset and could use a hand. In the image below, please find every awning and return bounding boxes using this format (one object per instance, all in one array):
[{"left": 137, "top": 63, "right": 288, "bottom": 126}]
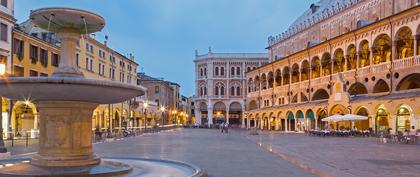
[
  {"left": 321, "top": 114, "right": 343, "bottom": 122},
  {"left": 341, "top": 114, "right": 368, "bottom": 121}
]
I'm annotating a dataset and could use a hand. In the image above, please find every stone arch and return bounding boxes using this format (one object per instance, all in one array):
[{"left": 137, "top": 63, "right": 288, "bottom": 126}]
[
  {"left": 354, "top": 106, "right": 370, "bottom": 130},
  {"left": 311, "top": 56, "right": 321, "bottom": 78},
  {"left": 301, "top": 60, "right": 310, "bottom": 81},
  {"left": 229, "top": 102, "right": 243, "bottom": 125},
  {"left": 12, "top": 101, "right": 38, "bottom": 135},
  {"left": 358, "top": 40, "right": 370, "bottom": 67},
  {"left": 347, "top": 44, "right": 357, "bottom": 70},
  {"left": 291, "top": 63, "right": 300, "bottom": 83},
  {"left": 291, "top": 94, "right": 298, "bottom": 103},
  {"left": 396, "top": 73, "right": 420, "bottom": 91},
  {"left": 267, "top": 71, "right": 274, "bottom": 88},
  {"left": 317, "top": 108, "right": 328, "bottom": 129},
  {"left": 348, "top": 82, "right": 368, "bottom": 96},
  {"left": 373, "top": 79, "right": 390, "bottom": 93},
  {"left": 395, "top": 26, "right": 414, "bottom": 59},
  {"left": 330, "top": 104, "right": 348, "bottom": 115},
  {"left": 321, "top": 52, "right": 331, "bottom": 76},
  {"left": 312, "top": 89, "right": 329, "bottom": 101},
  {"left": 283, "top": 66, "right": 290, "bottom": 85},
  {"left": 254, "top": 75, "right": 260, "bottom": 91},
  {"left": 372, "top": 34, "right": 391, "bottom": 64},
  {"left": 395, "top": 104, "right": 413, "bottom": 132},
  {"left": 333, "top": 48, "right": 345, "bottom": 73},
  {"left": 375, "top": 104, "right": 390, "bottom": 132},
  {"left": 286, "top": 111, "right": 295, "bottom": 131},
  {"left": 306, "top": 109, "right": 315, "bottom": 130},
  {"left": 248, "top": 100, "right": 258, "bottom": 110},
  {"left": 199, "top": 102, "right": 207, "bottom": 112},
  {"left": 300, "top": 92, "right": 308, "bottom": 102},
  {"left": 275, "top": 69, "right": 282, "bottom": 86},
  {"left": 261, "top": 73, "right": 267, "bottom": 90},
  {"left": 248, "top": 78, "right": 254, "bottom": 93},
  {"left": 214, "top": 102, "right": 226, "bottom": 111}
]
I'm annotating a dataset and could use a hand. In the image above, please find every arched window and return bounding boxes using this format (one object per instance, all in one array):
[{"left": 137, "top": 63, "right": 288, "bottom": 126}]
[
  {"left": 236, "top": 67, "right": 240, "bottom": 75},
  {"left": 247, "top": 67, "right": 251, "bottom": 72},
  {"left": 221, "top": 86, "right": 225, "bottom": 95},
  {"left": 230, "top": 86, "right": 235, "bottom": 96},
  {"left": 204, "top": 87, "right": 207, "bottom": 95},
  {"left": 236, "top": 86, "right": 241, "bottom": 96},
  {"left": 204, "top": 68, "right": 207, "bottom": 76},
  {"left": 231, "top": 67, "right": 235, "bottom": 76},
  {"left": 200, "top": 87, "right": 203, "bottom": 96},
  {"left": 215, "top": 67, "right": 219, "bottom": 76},
  {"left": 215, "top": 86, "right": 219, "bottom": 95},
  {"left": 221, "top": 67, "right": 225, "bottom": 76},
  {"left": 200, "top": 68, "right": 203, "bottom": 76}
]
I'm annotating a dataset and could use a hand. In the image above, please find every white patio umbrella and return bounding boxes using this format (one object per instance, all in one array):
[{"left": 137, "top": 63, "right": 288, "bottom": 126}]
[
  {"left": 321, "top": 114, "right": 343, "bottom": 122},
  {"left": 341, "top": 114, "right": 368, "bottom": 121}
]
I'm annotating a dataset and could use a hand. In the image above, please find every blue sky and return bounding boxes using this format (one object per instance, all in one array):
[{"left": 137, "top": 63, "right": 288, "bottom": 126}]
[{"left": 15, "top": 0, "right": 315, "bottom": 96}]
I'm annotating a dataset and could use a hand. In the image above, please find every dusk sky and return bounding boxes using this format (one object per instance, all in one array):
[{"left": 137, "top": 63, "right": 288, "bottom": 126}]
[{"left": 15, "top": 0, "right": 315, "bottom": 96}]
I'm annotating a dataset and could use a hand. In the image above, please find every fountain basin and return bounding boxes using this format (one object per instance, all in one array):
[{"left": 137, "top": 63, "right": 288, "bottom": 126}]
[
  {"left": 0, "top": 157, "right": 207, "bottom": 177},
  {"left": 0, "top": 77, "right": 145, "bottom": 104}
]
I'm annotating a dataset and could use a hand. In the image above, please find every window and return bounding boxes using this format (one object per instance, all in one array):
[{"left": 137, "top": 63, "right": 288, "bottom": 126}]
[
  {"left": 221, "top": 67, "right": 224, "bottom": 76},
  {"left": 204, "top": 87, "right": 207, "bottom": 95},
  {"left": 85, "top": 43, "right": 89, "bottom": 50},
  {"left": 215, "top": 87, "right": 219, "bottom": 95},
  {"left": 122, "top": 73, "right": 125, "bottom": 82},
  {"left": 236, "top": 67, "right": 240, "bottom": 76},
  {"left": 29, "top": 45, "right": 38, "bottom": 63},
  {"left": 200, "top": 68, "right": 203, "bottom": 76},
  {"left": 200, "top": 87, "right": 203, "bottom": 96},
  {"left": 90, "top": 45, "right": 93, "bottom": 53},
  {"left": 231, "top": 67, "right": 235, "bottom": 76},
  {"left": 102, "top": 64, "right": 105, "bottom": 76},
  {"left": 247, "top": 67, "right": 250, "bottom": 72},
  {"left": 13, "top": 38, "right": 24, "bottom": 59},
  {"left": 89, "top": 59, "right": 93, "bottom": 71},
  {"left": 76, "top": 53, "right": 79, "bottom": 66},
  {"left": 40, "top": 73, "right": 48, "bottom": 77},
  {"left": 155, "top": 99, "right": 160, "bottom": 106},
  {"left": 155, "top": 86, "right": 160, "bottom": 93},
  {"left": 236, "top": 87, "right": 241, "bottom": 96},
  {"left": 1, "top": 0, "right": 7, "bottom": 7},
  {"left": 52, "top": 53, "right": 59, "bottom": 67},
  {"left": 13, "top": 65, "right": 24, "bottom": 77},
  {"left": 215, "top": 67, "right": 219, "bottom": 76},
  {"left": 204, "top": 68, "right": 207, "bottom": 76},
  {"left": 220, "top": 86, "right": 225, "bottom": 95},
  {"left": 29, "top": 70, "right": 38, "bottom": 77},
  {"left": 230, "top": 86, "right": 235, "bottom": 96},
  {"left": 0, "top": 23, "right": 6, "bottom": 41},
  {"left": 98, "top": 63, "right": 102, "bottom": 75},
  {"left": 85, "top": 58, "right": 89, "bottom": 70},
  {"left": 40, "top": 48, "right": 48, "bottom": 67}
]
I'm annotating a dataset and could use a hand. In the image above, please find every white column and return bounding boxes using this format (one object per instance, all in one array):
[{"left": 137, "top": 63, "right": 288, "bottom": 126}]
[
  {"left": 241, "top": 111, "right": 245, "bottom": 128},
  {"left": 285, "top": 119, "right": 289, "bottom": 132},
  {"left": 414, "top": 35, "right": 418, "bottom": 56},
  {"left": 33, "top": 113, "right": 39, "bottom": 130},
  {"left": 207, "top": 107, "right": 213, "bottom": 127},
  {"left": 194, "top": 105, "right": 201, "bottom": 125},
  {"left": 226, "top": 107, "right": 230, "bottom": 124}
]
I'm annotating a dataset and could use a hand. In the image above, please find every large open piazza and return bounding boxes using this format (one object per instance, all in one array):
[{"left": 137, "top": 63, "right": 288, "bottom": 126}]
[{"left": 0, "top": 0, "right": 419, "bottom": 176}]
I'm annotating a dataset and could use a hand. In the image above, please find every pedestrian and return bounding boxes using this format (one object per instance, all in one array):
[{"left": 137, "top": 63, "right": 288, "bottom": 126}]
[
  {"left": 220, "top": 123, "right": 224, "bottom": 133},
  {"left": 224, "top": 122, "right": 229, "bottom": 134}
]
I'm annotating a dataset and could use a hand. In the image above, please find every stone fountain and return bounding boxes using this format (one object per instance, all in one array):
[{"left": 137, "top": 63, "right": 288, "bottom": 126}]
[{"left": 0, "top": 7, "right": 205, "bottom": 177}]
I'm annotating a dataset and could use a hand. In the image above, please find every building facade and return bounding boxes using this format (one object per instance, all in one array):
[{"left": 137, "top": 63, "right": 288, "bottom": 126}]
[
  {"left": 246, "top": 0, "right": 420, "bottom": 134},
  {"left": 193, "top": 48, "right": 268, "bottom": 127},
  {"left": 2, "top": 16, "right": 145, "bottom": 137},
  {"left": 137, "top": 72, "right": 178, "bottom": 125}
]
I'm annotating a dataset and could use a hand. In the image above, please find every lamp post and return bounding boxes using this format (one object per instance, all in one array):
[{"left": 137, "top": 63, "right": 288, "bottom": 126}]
[
  {"left": 160, "top": 106, "right": 165, "bottom": 129},
  {"left": 143, "top": 102, "right": 148, "bottom": 132},
  {"left": 0, "top": 63, "right": 7, "bottom": 153}
]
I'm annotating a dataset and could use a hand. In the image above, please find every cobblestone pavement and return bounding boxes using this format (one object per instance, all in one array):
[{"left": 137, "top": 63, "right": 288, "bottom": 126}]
[
  {"left": 244, "top": 131, "right": 420, "bottom": 177},
  {"left": 94, "top": 128, "right": 317, "bottom": 177}
]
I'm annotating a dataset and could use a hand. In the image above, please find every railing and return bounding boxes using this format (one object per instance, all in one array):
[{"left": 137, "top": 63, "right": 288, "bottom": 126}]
[
  {"left": 393, "top": 55, "right": 420, "bottom": 69},
  {"left": 300, "top": 80, "right": 309, "bottom": 89},
  {"left": 290, "top": 82, "right": 300, "bottom": 90},
  {"left": 358, "top": 66, "right": 370, "bottom": 76},
  {"left": 343, "top": 70, "right": 355, "bottom": 78},
  {"left": 247, "top": 91, "right": 259, "bottom": 98},
  {"left": 275, "top": 85, "right": 288, "bottom": 93},
  {"left": 260, "top": 88, "right": 273, "bottom": 96},
  {"left": 371, "top": 62, "right": 390, "bottom": 74}
]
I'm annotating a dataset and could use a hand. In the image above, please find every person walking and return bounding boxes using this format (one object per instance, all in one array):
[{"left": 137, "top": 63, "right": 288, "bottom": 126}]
[
  {"left": 224, "top": 122, "right": 229, "bottom": 134},
  {"left": 220, "top": 123, "right": 224, "bottom": 133}
]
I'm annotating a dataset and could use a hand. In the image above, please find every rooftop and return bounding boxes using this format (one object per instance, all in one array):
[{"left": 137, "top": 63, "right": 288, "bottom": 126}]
[{"left": 195, "top": 47, "right": 267, "bottom": 61}]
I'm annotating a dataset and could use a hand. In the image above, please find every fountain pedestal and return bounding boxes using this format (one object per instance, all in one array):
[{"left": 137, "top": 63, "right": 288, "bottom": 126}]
[{"left": 31, "top": 101, "right": 100, "bottom": 167}]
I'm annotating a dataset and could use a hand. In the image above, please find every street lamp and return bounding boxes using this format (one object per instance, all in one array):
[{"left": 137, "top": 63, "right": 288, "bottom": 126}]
[{"left": 143, "top": 102, "right": 148, "bottom": 132}]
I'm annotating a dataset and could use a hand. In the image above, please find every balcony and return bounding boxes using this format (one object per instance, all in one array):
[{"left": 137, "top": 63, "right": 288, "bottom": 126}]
[
  {"left": 371, "top": 61, "right": 390, "bottom": 74},
  {"left": 393, "top": 55, "right": 420, "bottom": 70}
]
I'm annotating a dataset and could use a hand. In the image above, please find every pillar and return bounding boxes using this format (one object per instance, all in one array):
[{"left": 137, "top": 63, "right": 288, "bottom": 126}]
[
  {"left": 241, "top": 111, "right": 245, "bottom": 128},
  {"left": 268, "top": 118, "right": 271, "bottom": 131},
  {"left": 369, "top": 48, "right": 374, "bottom": 66},
  {"left": 275, "top": 118, "right": 279, "bottom": 130},
  {"left": 391, "top": 115, "right": 396, "bottom": 134},
  {"left": 31, "top": 101, "right": 100, "bottom": 167},
  {"left": 207, "top": 107, "right": 213, "bottom": 127},
  {"left": 33, "top": 113, "right": 39, "bottom": 130},
  {"left": 315, "top": 116, "right": 318, "bottom": 130},
  {"left": 414, "top": 35, "right": 418, "bottom": 55},
  {"left": 194, "top": 107, "right": 201, "bottom": 125},
  {"left": 285, "top": 119, "right": 289, "bottom": 132},
  {"left": 226, "top": 107, "right": 230, "bottom": 124},
  {"left": 391, "top": 41, "right": 397, "bottom": 61},
  {"left": 356, "top": 53, "right": 360, "bottom": 70}
]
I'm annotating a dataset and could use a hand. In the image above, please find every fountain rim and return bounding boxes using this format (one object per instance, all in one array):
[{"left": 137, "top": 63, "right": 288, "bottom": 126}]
[
  {"left": 0, "top": 77, "right": 145, "bottom": 91},
  {"left": 30, "top": 7, "right": 105, "bottom": 22}
]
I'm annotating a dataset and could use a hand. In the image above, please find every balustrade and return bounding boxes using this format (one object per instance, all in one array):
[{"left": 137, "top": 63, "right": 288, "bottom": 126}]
[
  {"left": 393, "top": 55, "right": 420, "bottom": 69},
  {"left": 371, "top": 61, "right": 390, "bottom": 74}
]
